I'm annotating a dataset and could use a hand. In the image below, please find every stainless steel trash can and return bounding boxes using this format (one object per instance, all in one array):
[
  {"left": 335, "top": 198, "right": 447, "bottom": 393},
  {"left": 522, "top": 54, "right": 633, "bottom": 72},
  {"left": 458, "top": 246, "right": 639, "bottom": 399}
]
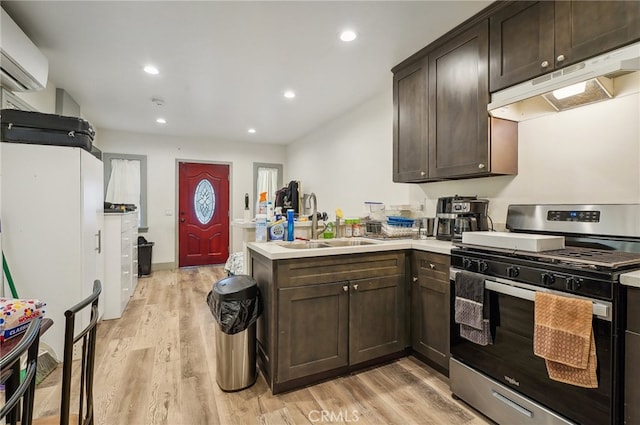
[
  {"left": 215, "top": 321, "right": 256, "bottom": 391},
  {"left": 207, "top": 275, "right": 261, "bottom": 391}
]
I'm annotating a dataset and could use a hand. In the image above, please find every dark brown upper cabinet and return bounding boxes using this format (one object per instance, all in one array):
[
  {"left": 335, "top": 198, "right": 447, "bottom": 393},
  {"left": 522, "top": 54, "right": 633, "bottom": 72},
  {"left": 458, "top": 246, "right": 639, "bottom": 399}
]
[
  {"left": 428, "top": 21, "right": 517, "bottom": 180},
  {"left": 392, "top": 19, "right": 517, "bottom": 183},
  {"left": 490, "top": 1, "right": 640, "bottom": 92},
  {"left": 392, "top": 57, "right": 429, "bottom": 182}
]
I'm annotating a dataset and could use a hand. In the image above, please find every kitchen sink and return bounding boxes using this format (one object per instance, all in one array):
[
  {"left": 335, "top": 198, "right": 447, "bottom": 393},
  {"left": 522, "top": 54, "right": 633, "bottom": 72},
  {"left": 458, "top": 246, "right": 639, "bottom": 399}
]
[
  {"left": 321, "top": 238, "right": 379, "bottom": 247},
  {"left": 276, "top": 241, "right": 331, "bottom": 249}
]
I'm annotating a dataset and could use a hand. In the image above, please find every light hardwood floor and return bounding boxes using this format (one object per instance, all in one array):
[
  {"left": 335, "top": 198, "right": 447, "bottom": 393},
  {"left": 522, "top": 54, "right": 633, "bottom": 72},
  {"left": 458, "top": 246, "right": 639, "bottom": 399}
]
[{"left": 34, "top": 266, "right": 491, "bottom": 425}]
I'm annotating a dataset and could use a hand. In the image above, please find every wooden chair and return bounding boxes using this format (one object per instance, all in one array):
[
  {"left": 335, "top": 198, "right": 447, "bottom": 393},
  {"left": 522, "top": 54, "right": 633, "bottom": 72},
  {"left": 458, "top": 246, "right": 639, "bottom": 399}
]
[
  {"left": 0, "top": 317, "right": 43, "bottom": 425},
  {"left": 34, "top": 280, "right": 102, "bottom": 425}
]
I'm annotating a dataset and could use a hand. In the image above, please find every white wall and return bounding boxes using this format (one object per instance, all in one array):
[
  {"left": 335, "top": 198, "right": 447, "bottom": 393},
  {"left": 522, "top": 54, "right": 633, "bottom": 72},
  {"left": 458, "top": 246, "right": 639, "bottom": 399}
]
[
  {"left": 411, "top": 93, "right": 640, "bottom": 228},
  {"left": 287, "top": 86, "right": 639, "bottom": 230},
  {"left": 286, "top": 87, "right": 411, "bottom": 219},
  {"left": 97, "top": 129, "right": 286, "bottom": 266}
]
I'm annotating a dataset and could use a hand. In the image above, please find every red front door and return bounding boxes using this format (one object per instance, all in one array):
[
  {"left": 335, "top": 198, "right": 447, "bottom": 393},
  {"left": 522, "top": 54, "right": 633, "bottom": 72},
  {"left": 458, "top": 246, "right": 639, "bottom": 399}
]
[{"left": 178, "top": 162, "right": 230, "bottom": 267}]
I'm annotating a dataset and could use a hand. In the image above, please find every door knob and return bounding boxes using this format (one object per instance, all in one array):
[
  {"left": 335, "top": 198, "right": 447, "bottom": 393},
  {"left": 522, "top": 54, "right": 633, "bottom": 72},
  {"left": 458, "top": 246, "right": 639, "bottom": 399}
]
[
  {"left": 353, "top": 284, "right": 359, "bottom": 291},
  {"left": 541, "top": 60, "right": 549, "bottom": 68},
  {"left": 557, "top": 54, "right": 566, "bottom": 62},
  {"left": 180, "top": 218, "right": 185, "bottom": 222},
  {"left": 412, "top": 276, "right": 419, "bottom": 282},
  {"left": 343, "top": 285, "right": 349, "bottom": 292}
]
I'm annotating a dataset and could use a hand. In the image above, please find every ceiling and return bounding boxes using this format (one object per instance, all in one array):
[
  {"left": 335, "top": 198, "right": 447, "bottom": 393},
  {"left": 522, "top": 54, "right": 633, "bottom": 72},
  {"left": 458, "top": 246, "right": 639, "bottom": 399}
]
[{"left": 3, "top": 1, "right": 492, "bottom": 145}]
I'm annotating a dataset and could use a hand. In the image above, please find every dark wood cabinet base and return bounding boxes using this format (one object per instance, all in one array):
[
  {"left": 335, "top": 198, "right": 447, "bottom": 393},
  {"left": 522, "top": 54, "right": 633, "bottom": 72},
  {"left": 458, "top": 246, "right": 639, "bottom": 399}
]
[{"left": 270, "top": 349, "right": 409, "bottom": 395}]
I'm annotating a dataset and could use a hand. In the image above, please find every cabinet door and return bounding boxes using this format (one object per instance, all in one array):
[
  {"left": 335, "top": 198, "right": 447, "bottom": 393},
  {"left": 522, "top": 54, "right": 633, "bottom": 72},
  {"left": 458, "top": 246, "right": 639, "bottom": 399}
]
[
  {"left": 411, "top": 252, "right": 450, "bottom": 371},
  {"left": 277, "top": 282, "right": 349, "bottom": 382},
  {"left": 428, "top": 21, "right": 490, "bottom": 179},
  {"left": 489, "top": 1, "right": 555, "bottom": 92},
  {"left": 349, "top": 274, "right": 406, "bottom": 365},
  {"left": 625, "top": 330, "right": 640, "bottom": 424},
  {"left": 555, "top": 1, "right": 640, "bottom": 69},
  {"left": 393, "top": 57, "right": 429, "bottom": 182}
]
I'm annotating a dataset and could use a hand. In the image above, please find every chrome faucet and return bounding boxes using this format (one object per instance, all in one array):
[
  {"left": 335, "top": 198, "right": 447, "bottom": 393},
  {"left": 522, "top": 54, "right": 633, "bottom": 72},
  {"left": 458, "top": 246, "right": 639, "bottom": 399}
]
[{"left": 310, "top": 192, "right": 319, "bottom": 240}]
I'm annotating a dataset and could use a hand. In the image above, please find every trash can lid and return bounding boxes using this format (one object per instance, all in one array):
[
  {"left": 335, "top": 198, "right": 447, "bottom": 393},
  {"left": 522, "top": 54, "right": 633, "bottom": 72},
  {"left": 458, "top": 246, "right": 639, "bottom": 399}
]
[{"left": 213, "top": 274, "right": 258, "bottom": 300}]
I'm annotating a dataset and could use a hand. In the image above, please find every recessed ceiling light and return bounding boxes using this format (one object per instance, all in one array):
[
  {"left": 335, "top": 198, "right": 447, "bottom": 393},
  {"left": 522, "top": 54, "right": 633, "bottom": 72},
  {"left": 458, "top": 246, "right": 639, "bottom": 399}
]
[
  {"left": 283, "top": 90, "right": 296, "bottom": 99},
  {"left": 339, "top": 30, "right": 357, "bottom": 42},
  {"left": 144, "top": 65, "right": 159, "bottom": 75},
  {"left": 248, "top": 128, "right": 256, "bottom": 134},
  {"left": 156, "top": 118, "right": 166, "bottom": 124}
]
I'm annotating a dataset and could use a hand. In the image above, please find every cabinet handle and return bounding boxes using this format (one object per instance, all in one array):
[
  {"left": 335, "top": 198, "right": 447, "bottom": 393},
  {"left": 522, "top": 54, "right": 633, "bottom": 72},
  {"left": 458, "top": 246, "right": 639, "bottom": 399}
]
[
  {"left": 95, "top": 230, "right": 101, "bottom": 254},
  {"left": 420, "top": 171, "right": 426, "bottom": 177},
  {"left": 541, "top": 60, "right": 549, "bottom": 68},
  {"left": 478, "top": 163, "right": 485, "bottom": 169},
  {"left": 412, "top": 276, "right": 418, "bottom": 282},
  {"left": 429, "top": 263, "right": 436, "bottom": 270},
  {"left": 343, "top": 285, "right": 349, "bottom": 292},
  {"left": 353, "top": 284, "right": 359, "bottom": 291},
  {"left": 557, "top": 54, "right": 565, "bottom": 62}
]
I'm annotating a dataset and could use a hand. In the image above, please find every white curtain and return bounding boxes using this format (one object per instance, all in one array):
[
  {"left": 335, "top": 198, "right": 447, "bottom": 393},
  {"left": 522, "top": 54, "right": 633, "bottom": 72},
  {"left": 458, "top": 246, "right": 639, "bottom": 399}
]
[
  {"left": 106, "top": 158, "right": 141, "bottom": 207},
  {"left": 256, "top": 167, "right": 278, "bottom": 211}
]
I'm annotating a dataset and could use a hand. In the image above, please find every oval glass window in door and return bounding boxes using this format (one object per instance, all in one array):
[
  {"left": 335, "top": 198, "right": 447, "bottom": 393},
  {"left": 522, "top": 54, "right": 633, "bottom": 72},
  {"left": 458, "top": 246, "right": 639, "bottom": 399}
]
[{"left": 194, "top": 179, "right": 215, "bottom": 224}]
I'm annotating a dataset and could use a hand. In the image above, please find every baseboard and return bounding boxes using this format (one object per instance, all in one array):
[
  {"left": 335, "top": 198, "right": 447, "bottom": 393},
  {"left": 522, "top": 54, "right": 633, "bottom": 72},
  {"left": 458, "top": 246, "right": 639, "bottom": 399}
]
[{"left": 150, "top": 262, "right": 175, "bottom": 272}]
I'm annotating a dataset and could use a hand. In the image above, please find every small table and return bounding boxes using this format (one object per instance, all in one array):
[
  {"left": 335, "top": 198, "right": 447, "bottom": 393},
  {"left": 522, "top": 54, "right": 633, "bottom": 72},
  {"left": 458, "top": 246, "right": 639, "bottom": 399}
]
[
  {"left": 0, "top": 318, "right": 54, "bottom": 355},
  {"left": 1, "top": 318, "right": 54, "bottom": 423}
]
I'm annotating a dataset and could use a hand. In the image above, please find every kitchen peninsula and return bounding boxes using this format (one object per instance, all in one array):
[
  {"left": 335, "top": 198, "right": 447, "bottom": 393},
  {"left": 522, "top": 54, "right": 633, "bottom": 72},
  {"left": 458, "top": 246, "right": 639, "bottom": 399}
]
[{"left": 247, "top": 237, "right": 451, "bottom": 393}]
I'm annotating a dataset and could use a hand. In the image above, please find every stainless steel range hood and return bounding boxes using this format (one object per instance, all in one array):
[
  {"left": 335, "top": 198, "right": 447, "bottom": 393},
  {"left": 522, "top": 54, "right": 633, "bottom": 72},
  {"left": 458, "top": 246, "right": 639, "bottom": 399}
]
[{"left": 489, "top": 42, "right": 640, "bottom": 121}]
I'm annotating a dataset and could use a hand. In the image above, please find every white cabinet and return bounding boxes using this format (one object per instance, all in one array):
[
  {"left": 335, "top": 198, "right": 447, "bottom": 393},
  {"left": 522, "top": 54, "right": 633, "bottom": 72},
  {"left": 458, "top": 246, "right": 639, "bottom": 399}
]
[
  {"left": 103, "top": 211, "right": 138, "bottom": 320},
  {"left": 1, "top": 143, "right": 104, "bottom": 360}
]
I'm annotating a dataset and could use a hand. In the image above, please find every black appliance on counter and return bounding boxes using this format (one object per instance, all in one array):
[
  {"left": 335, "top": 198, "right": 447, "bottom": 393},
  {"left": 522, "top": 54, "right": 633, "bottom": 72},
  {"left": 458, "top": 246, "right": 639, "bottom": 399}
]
[
  {"left": 449, "top": 204, "right": 640, "bottom": 425},
  {"left": 435, "top": 195, "right": 489, "bottom": 241}
]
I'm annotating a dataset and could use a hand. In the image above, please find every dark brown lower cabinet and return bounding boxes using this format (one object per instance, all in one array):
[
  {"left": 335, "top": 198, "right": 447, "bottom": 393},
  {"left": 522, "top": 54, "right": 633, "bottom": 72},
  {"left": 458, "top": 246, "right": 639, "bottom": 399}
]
[
  {"left": 625, "top": 330, "right": 639, "bottom": 424},
  {"left": 411, "top": 251, "right": 451, "bottom": 373},
  {"left": 625, "top": 287, "right": 640, "bottom": 424},
  {"left": 349, "top": 274, "right": 406, "bottom": 365},
  {"left": 250, "top": 250, "right": 407, "bottom": 393},
  {"left": 277, "top": 282, "right": 349, "bottom": 382}
]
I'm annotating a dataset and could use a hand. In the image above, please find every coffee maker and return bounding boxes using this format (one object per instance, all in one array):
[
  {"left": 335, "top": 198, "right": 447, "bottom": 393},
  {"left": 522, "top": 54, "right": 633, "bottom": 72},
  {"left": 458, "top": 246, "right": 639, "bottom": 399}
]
[{"left": 436, "top": 196, "right": 489, "bottom": 241}]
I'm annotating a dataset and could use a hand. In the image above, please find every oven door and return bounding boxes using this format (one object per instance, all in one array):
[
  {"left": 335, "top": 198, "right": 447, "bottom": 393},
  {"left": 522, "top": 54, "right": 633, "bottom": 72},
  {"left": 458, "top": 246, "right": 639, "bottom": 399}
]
[{"left": 450, "top": 271, "right": 615, "bottom": 425}]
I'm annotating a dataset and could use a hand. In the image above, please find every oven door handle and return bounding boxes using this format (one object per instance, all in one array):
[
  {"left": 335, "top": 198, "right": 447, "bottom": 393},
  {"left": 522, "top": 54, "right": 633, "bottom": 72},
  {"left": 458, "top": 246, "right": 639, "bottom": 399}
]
[{"left": 484, "top": 279, "right": 610, "bottom": 320}]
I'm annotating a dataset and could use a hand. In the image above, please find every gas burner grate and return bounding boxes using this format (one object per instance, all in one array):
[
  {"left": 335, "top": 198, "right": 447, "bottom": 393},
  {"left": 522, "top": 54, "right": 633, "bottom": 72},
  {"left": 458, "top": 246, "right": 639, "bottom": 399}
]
[{"left": 525, "top": 247, "right": 640, "bottom": 269}]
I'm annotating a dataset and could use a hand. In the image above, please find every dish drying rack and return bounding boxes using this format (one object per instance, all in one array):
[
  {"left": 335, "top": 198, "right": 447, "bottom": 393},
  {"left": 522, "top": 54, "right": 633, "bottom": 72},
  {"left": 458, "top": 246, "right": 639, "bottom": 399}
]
[{"left": 364, "top": 216, "right": 416, "bottom": 239}]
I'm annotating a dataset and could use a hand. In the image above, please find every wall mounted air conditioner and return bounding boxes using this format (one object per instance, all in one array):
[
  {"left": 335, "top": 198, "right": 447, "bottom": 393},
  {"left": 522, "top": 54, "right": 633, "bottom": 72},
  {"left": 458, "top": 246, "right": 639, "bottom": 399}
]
[{"left": 1, "top": 7, "right": 48, "bottom": 92}]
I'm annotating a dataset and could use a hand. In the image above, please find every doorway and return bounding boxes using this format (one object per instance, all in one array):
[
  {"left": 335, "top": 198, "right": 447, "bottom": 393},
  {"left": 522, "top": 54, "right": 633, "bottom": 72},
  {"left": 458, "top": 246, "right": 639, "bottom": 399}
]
[{"left": 178, "top": 161, "right": 230, "bottom": 267}]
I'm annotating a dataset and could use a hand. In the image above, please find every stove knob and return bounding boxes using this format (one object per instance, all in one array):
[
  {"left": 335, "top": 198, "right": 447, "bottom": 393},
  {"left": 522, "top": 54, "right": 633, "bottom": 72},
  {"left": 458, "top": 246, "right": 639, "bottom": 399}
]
[
  {"left": 542, "top": 273, "right": 556, "bottom": 286},
  {"left": 462, "top": 258, "right": 473, "bottom": 270},
  {"left": 506, "top": 266, "right": 520, "bottom": 278},
  {"left": 478, "top": 260, "right": 489, "bottom": 273},
  {"left": 565, "top": 277, "right": 582, "bottom": 291}
]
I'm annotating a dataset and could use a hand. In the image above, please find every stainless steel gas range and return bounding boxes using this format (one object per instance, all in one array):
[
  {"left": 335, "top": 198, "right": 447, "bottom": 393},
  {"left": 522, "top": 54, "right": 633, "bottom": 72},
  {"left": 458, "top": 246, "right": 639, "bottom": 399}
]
[{"left": 449, "top": 204, "right": 640, "bottom": 425}]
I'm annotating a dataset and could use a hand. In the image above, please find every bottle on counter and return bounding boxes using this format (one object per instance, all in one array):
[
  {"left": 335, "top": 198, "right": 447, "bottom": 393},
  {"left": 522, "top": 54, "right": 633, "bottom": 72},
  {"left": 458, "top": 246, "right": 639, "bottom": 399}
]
[
  {"left": 258, "top": 192, "right": 267, "bottom": 215},
  {"left": 353, "top": 218, "right": 361, "bottom": 237},
  {"left": 255, "top": 214, "right": 268, "bottom": 242},
  {"left": 286, "top": 209, "right": 295, "bottom": 241},
  {"left": 345, "top": 219, "right": 353, "bottom": 237}
]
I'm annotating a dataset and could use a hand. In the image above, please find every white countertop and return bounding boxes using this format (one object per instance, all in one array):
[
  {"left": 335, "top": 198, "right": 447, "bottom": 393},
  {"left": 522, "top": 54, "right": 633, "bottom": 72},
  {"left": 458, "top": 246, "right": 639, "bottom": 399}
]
[
  {"left": 621, "top": 270, "right": 640, "bottom": 288},
  {"left": 247, "top": 237, "right": 452, "bottom": 260}
]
